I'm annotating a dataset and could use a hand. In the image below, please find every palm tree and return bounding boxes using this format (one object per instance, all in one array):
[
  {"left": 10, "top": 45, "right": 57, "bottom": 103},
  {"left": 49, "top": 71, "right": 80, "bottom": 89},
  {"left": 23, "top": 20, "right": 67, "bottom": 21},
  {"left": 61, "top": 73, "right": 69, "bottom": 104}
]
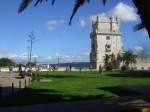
[
  {"left": 18, "top": 0, "right": 150, "bottom": 37},
  {"left": 104, "top": 54, "right": 116, "bottom": 70},
  {"left": 111, "top": 53, "right": 122, "bottom": 69},
  {"left": 122, "top": 50, "right": 137, "bottom": 68},
  {"left": 104, "top": 53, "right": 122, "bottom": 69},
  {"left": 104, "top": 54, "right": 110, "bottom": 66}
]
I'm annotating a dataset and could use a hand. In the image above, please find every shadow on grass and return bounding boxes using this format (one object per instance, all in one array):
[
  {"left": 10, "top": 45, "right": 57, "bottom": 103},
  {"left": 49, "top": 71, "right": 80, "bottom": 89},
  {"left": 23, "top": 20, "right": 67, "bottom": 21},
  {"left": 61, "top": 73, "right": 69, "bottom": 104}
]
[
  {"left": 32, "top": 73, "right": 99, "bottom": 79},
  {"left": 107, "top": 71, "right": 150, "bottom": 78},
  {"left": 0, "top": 88, "right": 104, "bottom": 107},
  {"left": 37, "top": 75, "right": 84, "bottom": 79},
  {"left": 99, "top": 86, "right": 141, "bottom": 97}
]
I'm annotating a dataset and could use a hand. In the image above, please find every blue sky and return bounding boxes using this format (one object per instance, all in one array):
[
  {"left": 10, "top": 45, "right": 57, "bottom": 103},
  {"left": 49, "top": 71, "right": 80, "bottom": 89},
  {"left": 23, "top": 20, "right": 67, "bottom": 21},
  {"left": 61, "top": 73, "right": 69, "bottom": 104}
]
[{"left": 0, "top": 0, "right": 150, "bottom": 63}]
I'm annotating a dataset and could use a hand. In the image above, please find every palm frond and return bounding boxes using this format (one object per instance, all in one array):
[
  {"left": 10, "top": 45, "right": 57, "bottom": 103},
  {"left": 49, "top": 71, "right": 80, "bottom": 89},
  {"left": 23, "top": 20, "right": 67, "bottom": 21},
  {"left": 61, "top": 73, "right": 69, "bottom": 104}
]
[
  {"left": 51, "top": 0, "right": 55, "bottom": 5},
  {"left": 34, "top": 0, "right": 55, "bottom": 6},
  {"left": 133, "top": 0, "right": 150, "bottom": 37},
  {"left": 133, "top": 23, "right": 145, "bottom": 31},
  {"left": 18, "top": 0, "right": 33, "bottom": 13},
  {"left": 69, "top": 0, "right": 90, "bottom": 25},
  {"left": 18, "top": 0, "right": 56, "bottom": 13},
  {"left": 102, "top": 0, "right": 107, "bottom": 5},
  {"left": 69, "top": 0, "right": 107, "bottom": 25},
  {"left": 34, "top": 0, "right": 44, "bottom": 6},
  {"left": 18, "top": 0, "right": 108, "bottom": 25}
]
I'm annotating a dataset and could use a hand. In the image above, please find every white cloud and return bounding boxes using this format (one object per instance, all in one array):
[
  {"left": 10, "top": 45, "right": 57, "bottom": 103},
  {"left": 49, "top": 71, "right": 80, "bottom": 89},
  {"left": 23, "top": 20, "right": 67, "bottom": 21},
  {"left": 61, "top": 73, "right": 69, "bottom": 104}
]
[
  {"left": 0, "top": 49, "right": 89, "bottom": 64},
  {"left": 0, "top": 51, "right": 40, "bottom": 63},
  {"left": 134, "top": 46, "right": 143, "bottom": 52},
  {"left": 79, "top": 2, "right": 138, "bottom": 28},
  {"left": 0, "top": 48, "right": 8, "bottom": 53},
  {"left": 79, "top": 13, "right": 109, "bottom": 28},
  {"left": 42, "top": 51, "right": 89, "bottom": 63},
  {"left": 90, "top": 13, "right": 108, "bottom": 22},
  {"left": 63, "top": 55, "right": 71, "bottom": 58},
  {"left": 131, "top": 46, "right": 144, "bottom": 55},
  {"left": 132, "top": 46, "right": 150, "bottom": 58},
  {"left": 142, "top": 30, "right": 149, "bottom": 37},
  {"left": 79, "top": 18, "right": 88, "bottom": 28},
  {"left": 8, "top": 54, "right": 18, "bottom": 58},
  {"left": 55, "top": 52, "right": 60, "bottom": 57},
  {"left": 46, "top": 20, "right": 64, "bottom": 31},
  {"left": 45, "top": 56, "right": 52, "bottom": 60},
  {"left": 80, "top": 51, "right": 90, "bottom": 56},
  {"left": 0, "top": 48, "right": 10, "bottom": 56},
  {"left": 111, "top": 2, "right": 138, "bottom": 22}
]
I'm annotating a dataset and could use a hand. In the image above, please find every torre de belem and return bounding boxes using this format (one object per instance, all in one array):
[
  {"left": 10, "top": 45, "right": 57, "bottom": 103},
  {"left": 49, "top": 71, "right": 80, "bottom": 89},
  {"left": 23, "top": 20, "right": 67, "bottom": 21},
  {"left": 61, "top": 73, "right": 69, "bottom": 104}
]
[{"left": 90, "top": 16, "right": 123, "bottom": 69}]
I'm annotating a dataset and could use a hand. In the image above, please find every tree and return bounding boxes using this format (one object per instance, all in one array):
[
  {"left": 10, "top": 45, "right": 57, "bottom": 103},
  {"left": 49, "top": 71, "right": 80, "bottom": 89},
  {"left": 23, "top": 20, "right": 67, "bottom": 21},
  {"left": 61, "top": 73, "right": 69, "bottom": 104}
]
[
  {"left": 122, "top": 50, "right": 137, "bottom": 68},
  {"left": 104, "top": 54, "right": 113, "bottom": 71},
  {"left": 18, "top": 0, "right": 150, "bottom": 37},
  {"left": 26, "top": 62, "right": 36, "bottom": 67},
  {"left": 104, "top": 53, "right": 122, "bottom": 70},
  {"left": 134, "top": 46, "right": 150, "bottom": 61},
  {"left": 0, "top": 58, "right": 14, "bottom": 67},
  {"left": 115, "top": 53, "right": 122, "bottom": 68}
]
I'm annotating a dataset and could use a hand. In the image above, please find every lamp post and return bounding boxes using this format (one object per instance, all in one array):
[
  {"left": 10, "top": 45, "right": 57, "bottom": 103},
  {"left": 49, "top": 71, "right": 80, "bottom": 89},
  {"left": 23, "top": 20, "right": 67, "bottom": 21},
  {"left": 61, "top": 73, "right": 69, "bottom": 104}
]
[{"left": 28, "top": 32, "right": 35, "bottom": 63}]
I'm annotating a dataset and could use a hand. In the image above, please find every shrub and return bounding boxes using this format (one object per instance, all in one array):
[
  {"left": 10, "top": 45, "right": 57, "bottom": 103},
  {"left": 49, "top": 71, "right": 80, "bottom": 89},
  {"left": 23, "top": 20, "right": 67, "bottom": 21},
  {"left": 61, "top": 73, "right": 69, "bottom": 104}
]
[
  {"left": 121, "top": 66, "right": 129, "bottom": 72},
  {"left": 105, "top": 63, "right": 113, "bottom": 71}
]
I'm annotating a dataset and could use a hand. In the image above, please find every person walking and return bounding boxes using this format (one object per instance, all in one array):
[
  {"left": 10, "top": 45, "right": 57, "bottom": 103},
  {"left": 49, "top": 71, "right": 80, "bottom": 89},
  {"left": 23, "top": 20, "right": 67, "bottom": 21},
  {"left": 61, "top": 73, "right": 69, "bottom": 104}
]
[
  {"left": 99, "top": 65, "right": 102, "bottom": 75},
  {"left": 0, "top": 64, "right": 2, "bottom": 72},
  {"left": 69, "top": 64, "right": 72, "bottom": 71},
  {"left": 89, "top": 64, "right": 92, "bottom": 72},
  {"left": 18, "top": 64, "right": 23, "bottom": 78},
  {"left": 9, "top": 65, "right": 13, "bottom": 79}
]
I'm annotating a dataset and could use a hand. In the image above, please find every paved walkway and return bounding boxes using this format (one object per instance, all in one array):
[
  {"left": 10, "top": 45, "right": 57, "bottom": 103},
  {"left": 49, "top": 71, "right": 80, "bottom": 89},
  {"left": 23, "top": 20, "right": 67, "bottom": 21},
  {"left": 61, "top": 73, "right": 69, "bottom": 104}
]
[
  {"left": 124, "top": 85, "right": 150, "bottom": 95},
  {"left": 0, "top": 96, "right": 150, "bottom": 112},
  {"left": 0, "top": 72, "right": 31, "bottom": 98}
]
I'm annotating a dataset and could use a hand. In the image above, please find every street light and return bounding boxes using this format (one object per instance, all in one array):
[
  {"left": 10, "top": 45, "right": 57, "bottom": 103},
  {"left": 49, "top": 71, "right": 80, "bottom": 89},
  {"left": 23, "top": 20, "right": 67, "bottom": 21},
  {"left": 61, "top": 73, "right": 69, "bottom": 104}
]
[{"left": 28, "top": 31, "right": 35, "bottom": 63}]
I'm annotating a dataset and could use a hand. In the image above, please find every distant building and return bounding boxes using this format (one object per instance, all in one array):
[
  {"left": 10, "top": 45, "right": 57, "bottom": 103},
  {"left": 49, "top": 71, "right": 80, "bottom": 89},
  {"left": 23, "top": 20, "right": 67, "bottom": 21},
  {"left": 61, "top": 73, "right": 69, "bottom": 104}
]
[
  {"left": 90, "top": 16, "right": 123, "bottom": 69},
  {"left": 130, "top": 57, "right": 150, "bottom": 70}
]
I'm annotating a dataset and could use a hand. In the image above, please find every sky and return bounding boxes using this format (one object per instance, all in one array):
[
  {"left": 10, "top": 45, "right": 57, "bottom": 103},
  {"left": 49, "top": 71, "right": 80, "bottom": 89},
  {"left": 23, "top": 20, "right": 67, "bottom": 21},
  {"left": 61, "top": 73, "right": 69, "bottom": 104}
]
[{"left": 0, "top": 0, "right": 150, "bottom": 63}]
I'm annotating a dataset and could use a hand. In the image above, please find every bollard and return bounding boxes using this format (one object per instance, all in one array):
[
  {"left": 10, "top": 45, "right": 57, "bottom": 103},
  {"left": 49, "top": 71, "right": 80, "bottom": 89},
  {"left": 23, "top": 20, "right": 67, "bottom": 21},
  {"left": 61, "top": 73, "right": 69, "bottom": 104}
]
[
  {"left": 80, "top": 68, "right": 82, "bottom": 73},
  {"left": 0, "top": 87, "right": 1, "bottom": 98},
  {"left": 19, "top": 80, "right": 21, "bottom": 92},
  {"left": 29, "top": 78, "right": 31, "bottom": 84},
  {"left": 24, "top": 79, "right": 26, "bottom": 88},
  {"left": 12, "top": 83, "right": 14, "bottom": 96}
]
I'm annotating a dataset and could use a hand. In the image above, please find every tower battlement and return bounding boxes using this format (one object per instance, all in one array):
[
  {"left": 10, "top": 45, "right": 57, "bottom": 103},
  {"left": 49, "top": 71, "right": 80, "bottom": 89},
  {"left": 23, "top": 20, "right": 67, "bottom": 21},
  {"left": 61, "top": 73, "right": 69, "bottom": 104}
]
[
  {"left": 92, "top": 16, "right": 121, "bottom": 34},
  {"left": 92, "top": 16, "right": 120, "bottom": 24}
]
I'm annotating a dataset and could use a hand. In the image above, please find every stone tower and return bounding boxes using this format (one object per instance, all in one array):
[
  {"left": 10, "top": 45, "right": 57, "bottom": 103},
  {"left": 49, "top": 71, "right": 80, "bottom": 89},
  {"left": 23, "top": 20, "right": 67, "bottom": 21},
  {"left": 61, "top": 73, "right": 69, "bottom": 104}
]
[{"left": 90, "top": 16, "right": 123, "bottom": 69}]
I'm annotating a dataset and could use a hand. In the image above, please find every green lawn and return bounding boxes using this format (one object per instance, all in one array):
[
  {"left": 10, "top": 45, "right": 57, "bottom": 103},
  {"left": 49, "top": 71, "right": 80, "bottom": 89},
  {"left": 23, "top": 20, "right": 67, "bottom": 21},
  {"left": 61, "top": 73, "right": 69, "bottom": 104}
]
[{"left": 1, "top": 71, "right": 150, "bottom": 106}]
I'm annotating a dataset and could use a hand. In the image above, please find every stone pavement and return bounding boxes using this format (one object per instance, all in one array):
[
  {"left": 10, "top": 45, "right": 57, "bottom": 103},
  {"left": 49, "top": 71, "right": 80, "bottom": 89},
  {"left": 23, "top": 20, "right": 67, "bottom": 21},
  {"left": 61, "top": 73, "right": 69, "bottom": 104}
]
[
  {"left": 124, "top": 85, "right": 150, "bottom": 95},
  {"left": 0, "top": 72, "right": 31, "bottom": 98},
  {"left": 0, "top": 96, "right": 150, "bottom": 112}
]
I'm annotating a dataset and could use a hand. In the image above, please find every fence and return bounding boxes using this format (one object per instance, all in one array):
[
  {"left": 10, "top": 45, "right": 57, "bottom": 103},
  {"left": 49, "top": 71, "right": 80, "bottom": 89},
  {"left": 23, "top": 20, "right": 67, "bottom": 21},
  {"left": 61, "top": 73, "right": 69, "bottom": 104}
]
[{"left": 0, "top": 77, "right": 31, "bottom": 98}]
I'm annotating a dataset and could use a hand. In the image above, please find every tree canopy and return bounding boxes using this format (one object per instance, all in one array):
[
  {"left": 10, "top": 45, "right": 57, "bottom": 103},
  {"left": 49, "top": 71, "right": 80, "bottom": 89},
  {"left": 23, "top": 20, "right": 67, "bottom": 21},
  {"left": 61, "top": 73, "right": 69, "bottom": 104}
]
[
  {"left": 0, "top": 58, "right": 14, "bottom": 67},
  {"left": 122, "top": 50, "right": 137, "bottom": 67},
  {"left": 18, "top": 0, "right": 150, "bottom": 37}
]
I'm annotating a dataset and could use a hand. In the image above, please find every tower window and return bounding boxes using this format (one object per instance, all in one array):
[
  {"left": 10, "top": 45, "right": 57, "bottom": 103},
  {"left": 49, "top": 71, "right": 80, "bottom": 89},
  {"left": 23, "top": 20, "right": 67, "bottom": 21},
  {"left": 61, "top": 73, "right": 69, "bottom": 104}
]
[
  {"left": 105, "top": 44, "right": 111, "bottom": 52},
  {"left": 106, "top": 36, "right": 110, "bottom": 40}
]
